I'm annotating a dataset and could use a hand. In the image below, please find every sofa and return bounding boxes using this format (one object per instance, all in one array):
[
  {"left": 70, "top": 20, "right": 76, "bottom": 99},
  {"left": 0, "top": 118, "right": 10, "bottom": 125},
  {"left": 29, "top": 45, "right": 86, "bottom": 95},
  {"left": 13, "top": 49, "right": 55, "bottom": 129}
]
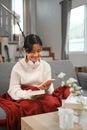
[{"left": 0, "top": 60, "right": 87, "bottom": 130}]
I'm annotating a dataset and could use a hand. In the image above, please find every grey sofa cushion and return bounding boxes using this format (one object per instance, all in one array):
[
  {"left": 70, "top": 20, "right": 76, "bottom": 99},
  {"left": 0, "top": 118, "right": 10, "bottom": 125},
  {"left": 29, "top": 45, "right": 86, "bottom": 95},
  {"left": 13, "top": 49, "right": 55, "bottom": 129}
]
[
  {"left": 0, "top": 62, "right": 16, "bottom": 94},
  {"left": 0, "top": 108, "right": 6, "bottom": 130},
  {"left": 77, "top": 72, "right": 87, "bottom": 90},
  {"left": 0, "top": 107, "right": 6, "bottom": 119},
  {"left": 47, "top": 60, "right": 77, "bottom": 89}
]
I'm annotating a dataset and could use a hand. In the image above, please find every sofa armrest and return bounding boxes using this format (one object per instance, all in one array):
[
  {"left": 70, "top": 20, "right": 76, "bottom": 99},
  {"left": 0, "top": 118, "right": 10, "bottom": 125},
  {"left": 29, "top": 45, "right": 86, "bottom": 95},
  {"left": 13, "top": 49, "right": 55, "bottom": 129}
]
[{"left": 77, "top": 72, "right": 87, "bottom": 90}]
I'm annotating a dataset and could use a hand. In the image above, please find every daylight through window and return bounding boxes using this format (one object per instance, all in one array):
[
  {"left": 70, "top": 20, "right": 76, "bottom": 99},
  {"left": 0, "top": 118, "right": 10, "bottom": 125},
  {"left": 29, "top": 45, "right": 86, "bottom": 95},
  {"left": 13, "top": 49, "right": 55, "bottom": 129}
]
[{"left": 69, "top": 5, "right": 85, "bottom": 52}]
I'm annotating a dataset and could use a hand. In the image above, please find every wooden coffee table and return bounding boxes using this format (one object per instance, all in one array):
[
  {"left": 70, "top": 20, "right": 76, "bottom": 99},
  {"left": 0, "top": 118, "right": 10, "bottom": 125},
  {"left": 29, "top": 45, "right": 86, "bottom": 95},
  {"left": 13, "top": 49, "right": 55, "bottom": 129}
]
[{"left": 21, "top": 111, "right": 82, "bottom": 130}]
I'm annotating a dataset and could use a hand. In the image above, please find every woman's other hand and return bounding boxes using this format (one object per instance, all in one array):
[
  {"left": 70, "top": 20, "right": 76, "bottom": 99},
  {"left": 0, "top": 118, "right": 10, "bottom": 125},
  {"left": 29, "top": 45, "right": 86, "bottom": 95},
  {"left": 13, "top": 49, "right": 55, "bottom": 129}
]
[{"left": 39, "top": 79, "right": 55, "bottom": 90}]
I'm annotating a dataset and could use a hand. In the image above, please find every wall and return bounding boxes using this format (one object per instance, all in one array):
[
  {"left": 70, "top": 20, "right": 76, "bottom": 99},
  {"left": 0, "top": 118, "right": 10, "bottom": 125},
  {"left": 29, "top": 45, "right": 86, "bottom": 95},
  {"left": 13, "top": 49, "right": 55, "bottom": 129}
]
[
  {"left": 69, "top": 53, "right": 87, "bottom": 66},
  {"left": 24, "top": 0, "right": 37, "bottom": 35},
  {"left": 36, "top": 0, "right": 61, "bottom": 60}
]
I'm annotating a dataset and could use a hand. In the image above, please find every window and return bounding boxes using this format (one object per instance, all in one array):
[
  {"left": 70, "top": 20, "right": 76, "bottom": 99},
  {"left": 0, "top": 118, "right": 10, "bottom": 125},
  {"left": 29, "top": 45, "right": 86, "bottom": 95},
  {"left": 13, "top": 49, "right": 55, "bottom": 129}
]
[
  {"left": 69, "top": 5, "right": 86, "bottom": 52},
  {"left": 12, "top": 0, "right": 23, "bottom": 35}
]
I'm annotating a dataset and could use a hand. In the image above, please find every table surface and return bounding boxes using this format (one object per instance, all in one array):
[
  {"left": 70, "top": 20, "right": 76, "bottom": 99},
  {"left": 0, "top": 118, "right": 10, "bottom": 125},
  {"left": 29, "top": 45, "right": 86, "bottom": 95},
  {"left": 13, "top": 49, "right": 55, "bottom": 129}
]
[{"left": 21, "top": 111, "right": 82, "bottom": 130}]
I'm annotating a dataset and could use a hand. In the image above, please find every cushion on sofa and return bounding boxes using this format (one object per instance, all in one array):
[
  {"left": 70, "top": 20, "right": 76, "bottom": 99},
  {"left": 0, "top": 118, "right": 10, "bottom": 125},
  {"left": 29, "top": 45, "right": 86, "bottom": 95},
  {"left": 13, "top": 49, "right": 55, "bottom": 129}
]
[
  {"left": 0, "top": 107, "right": 6, "bottom": 126},
  {"left": 0, "top": 62, "right": 16, "bottom": 94},
  {"left": 77, "top": 72, "right": 87, "bottom": 90},
  {"left": 77, "top": 72, "right": 87, "bottom": 96},
  {"left": 47, "top": 60, "right": 78, "bottom": 89}
]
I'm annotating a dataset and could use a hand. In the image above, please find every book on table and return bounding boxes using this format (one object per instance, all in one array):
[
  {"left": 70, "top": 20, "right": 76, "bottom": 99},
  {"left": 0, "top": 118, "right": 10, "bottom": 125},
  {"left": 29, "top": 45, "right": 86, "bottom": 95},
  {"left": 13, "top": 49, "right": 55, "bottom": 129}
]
[{"left": 64, "top": 96, "right": 87, "bottom": 110}]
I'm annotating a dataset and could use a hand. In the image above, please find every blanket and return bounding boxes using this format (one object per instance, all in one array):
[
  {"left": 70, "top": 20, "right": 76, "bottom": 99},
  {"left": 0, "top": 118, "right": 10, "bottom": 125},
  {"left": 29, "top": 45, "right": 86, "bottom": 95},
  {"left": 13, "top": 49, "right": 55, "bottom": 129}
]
[{"left": 0, "top": 86, "right": 70, "bottom": 130}]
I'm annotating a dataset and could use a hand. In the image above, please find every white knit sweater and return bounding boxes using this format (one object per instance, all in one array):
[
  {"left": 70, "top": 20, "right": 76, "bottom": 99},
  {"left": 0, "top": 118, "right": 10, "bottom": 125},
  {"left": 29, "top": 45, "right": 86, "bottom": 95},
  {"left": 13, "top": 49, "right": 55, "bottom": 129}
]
[{"left": 8, "top": 58, "right": 54, "bottom": 100}]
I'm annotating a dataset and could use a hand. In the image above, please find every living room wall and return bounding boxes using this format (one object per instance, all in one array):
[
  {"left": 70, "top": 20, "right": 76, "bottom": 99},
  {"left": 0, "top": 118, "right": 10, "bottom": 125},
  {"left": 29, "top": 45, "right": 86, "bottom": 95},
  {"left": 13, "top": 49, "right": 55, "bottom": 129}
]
[{"left": 36, "top": 0, "right": 61, "bottom": 60}]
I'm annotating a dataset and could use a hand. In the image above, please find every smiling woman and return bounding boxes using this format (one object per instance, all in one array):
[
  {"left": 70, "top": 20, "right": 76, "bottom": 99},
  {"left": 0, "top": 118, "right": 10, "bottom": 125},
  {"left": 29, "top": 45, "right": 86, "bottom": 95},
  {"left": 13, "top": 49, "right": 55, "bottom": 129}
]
[
  {"left": 0, "top": 34, "right": 70, "bottom": 130},
  {"left": 8, "top": 34, "right": 54, "bottom": 100},
  {"left": 23, "top": 35, "right": 42, "bottom": 63}
]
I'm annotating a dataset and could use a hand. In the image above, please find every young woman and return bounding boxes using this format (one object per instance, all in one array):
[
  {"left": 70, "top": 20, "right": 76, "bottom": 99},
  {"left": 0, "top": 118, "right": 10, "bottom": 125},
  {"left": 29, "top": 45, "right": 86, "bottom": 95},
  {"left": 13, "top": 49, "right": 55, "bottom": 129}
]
[
  {"left": 8, "top": 34, "right": 55, "bottom": 100},
  {"left": 0, "top": 34, "right": 70, "bottom": 130}
]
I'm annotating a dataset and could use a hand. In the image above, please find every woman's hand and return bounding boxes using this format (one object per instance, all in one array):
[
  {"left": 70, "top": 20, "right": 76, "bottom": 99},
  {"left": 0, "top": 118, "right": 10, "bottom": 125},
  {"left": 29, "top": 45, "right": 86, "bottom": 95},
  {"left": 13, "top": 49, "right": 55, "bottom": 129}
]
[{"left": 39, "top": 79, "right": 55, "bottom": 90}]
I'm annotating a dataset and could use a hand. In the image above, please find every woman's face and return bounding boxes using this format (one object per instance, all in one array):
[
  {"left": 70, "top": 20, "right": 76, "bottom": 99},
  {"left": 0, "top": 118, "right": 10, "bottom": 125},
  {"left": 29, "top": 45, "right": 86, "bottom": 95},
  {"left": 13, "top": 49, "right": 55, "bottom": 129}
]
[{"left": 26, "top": 44, "right": 42, "bottom": 62}]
